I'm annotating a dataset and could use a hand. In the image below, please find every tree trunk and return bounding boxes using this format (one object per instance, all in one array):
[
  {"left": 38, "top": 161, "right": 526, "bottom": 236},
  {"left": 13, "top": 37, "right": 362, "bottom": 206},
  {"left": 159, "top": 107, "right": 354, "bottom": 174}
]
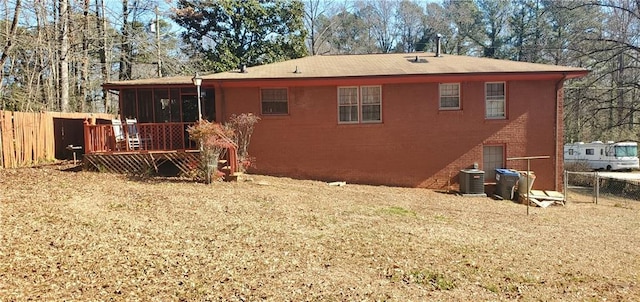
[
  {"left": 96, "top": 0, "right": 109, "bottom": 112},
  {"left": 616, "top": 53, "right": 625, "bottom": 126},
  {"left": 81, "top": 0, "right": 90, "bottom": 112},
  {"left": 0, "top": 0, "right": 21, "bottom": 68},
  {"left": 0, "top": 0, "right": 21, "bottom": 110},
  {"left": 59, "top": 0, "right": 70, "bottom": 112},
  {"left": 120, "top": 0, "right": 132, "bottom": 81}
]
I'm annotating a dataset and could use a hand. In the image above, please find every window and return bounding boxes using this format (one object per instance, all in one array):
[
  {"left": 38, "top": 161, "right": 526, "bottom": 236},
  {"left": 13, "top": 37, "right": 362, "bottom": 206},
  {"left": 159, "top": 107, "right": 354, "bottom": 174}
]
[
  {"left": 361, "top": 86, "right": 381, "bottom": 122},
  {"left": 261, "top": 88, "right": 288, "bottom": 115},
  {"left": 338, "top": 87, "right": 359, "bottom": 123},
  {"left": 586, "top": 148, "right": 594, "bottom": 155},
  {"left": 121, "top": 89, "right": 137, "bottom": 119},
  {"left": 568, "top": 149, "right": 574, "bottom": 155},
  {"left": 485, "top": 82, "right": 505, "bottom": 119},
  {"left": 614, "top": 145, "right": 638, "bottom": 157},
  {"left": 439, "top": 83, "right": 460, "bottom": 109},
  {"left": 483, "top": 145, "right": 504, "bottom": 182},
  {"left": 338, "top": 86, "right": 382, "bottom": 123}
]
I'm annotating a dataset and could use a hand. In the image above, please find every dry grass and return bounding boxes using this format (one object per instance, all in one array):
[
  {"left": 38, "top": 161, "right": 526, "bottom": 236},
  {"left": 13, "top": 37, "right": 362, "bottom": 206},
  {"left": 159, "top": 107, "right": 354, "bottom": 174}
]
[{"left": 1, "top": 163, "right": 639, "bottom": 301}]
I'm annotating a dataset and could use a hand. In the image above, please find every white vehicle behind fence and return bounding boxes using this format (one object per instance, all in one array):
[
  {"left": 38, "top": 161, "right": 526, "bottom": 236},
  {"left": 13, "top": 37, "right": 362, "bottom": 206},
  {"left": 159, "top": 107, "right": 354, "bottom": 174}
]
[{"left": 564, "top": 141, "right": 639, "bottom": 171}]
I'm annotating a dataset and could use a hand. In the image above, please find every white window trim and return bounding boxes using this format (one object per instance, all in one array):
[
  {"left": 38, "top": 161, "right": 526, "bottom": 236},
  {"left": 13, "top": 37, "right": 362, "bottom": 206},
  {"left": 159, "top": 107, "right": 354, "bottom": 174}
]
[
  {"left": 260, "top": 87, "right": 289, "bottom": 115},
  {"left": 337, "top": 85, "right": 382, "bottom": 124},
  {"left": 485, "top": 81, "right": 506, "bottom": 119},
  {"left": 439, "top": 83, "right": 461, "bottom": 110}
]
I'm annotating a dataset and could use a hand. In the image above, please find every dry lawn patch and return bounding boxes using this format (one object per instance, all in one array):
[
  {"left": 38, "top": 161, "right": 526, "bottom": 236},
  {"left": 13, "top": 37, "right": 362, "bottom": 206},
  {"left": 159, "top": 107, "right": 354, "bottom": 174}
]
[{"left": 1, "top": 165, "right": 639, "bottom": 301}]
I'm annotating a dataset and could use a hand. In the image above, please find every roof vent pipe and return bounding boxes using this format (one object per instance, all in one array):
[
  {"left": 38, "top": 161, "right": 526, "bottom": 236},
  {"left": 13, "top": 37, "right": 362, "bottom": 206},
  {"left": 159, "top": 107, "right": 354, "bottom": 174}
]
[{"left": 435, "top": 34, "right": 442, "bottom": 57}]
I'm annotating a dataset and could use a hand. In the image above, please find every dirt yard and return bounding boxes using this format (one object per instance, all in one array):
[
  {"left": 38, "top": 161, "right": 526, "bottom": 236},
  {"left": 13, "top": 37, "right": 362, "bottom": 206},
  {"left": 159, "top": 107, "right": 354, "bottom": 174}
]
[{"left": 1, "top": 164, "right": 639, "bottom": 301}]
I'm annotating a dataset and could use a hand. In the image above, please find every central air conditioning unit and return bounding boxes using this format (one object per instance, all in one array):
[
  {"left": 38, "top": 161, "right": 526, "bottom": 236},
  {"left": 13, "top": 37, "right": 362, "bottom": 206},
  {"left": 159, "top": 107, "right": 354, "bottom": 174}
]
[{"left": 459, "top": 169, "right": 486, "bottom": 195}]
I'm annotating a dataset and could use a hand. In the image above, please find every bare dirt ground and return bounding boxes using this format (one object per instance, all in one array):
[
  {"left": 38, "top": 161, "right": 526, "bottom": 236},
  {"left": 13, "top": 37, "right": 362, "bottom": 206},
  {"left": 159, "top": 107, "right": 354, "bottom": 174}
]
[{"left": 1, "top": 163, "right": 639, "bottom": 301}]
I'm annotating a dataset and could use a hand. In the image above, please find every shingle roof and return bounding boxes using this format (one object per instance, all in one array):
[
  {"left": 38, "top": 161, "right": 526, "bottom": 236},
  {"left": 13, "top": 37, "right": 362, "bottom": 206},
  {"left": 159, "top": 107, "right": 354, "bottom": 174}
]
[{"left": 105, "top": 52, "right": 588, "bottom": 86}]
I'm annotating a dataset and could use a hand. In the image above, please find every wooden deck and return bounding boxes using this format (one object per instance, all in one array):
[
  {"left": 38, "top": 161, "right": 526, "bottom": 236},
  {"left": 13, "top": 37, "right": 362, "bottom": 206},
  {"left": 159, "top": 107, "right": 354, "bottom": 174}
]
[
  {"left": 83, "top": 121, "right": 239, "bottom": 179},
  {"left": 84, "top": 150, "right": 200, "bottom": 175}
]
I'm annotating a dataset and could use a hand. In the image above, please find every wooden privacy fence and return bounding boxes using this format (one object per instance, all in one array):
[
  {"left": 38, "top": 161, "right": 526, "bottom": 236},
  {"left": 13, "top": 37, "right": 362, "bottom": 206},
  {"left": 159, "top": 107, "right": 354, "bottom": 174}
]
[{"left": 0, "top": 111, "right": 114, "bottom": 168}]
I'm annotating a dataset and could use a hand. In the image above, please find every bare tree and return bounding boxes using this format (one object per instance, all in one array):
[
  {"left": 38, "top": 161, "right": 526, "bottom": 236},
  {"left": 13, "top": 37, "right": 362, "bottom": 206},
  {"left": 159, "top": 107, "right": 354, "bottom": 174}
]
[
  {"left": 0, "top": 0, "right": 21, "bottom": 110},
  {"left": 0, "top": 0, "right": 186, "bottom": 113},
  {"left": 304, "top": 0, "right": 335, "bottom": 55},
  {"left": 445, "top": 0, "right": 512, "bottom": 58},
  {"left": 59, "top": 0, "right": 70, "bottom": 112},
  {"left": 356, "top": 0, "right": 397, "bottom": 53},
  {"left": 443, "top": 0, "right": 481, "bottom": 55},
  {"left": 80, "top": 0, "right": 90, "bottom": 112},
  {"left": 423, "top": 2, "right": 456, "bottom": 54},
  {"left": 0, "top": 0, "right": 20, "bottom": 68},
  {"left": 95, "top": 0, "right": 109, "bottom": 111},
  {"left": 509, "top": 0, "right": 548, "bottom": 62},
  {"left": 396, "top": 0, "right": 424, "bottom": 53},
  {"left": 119, "top": 0, "right": 132, "bottom": 81},
  {"left": 327, "top": 8, "right": 367, "bottom": 54},
  {"left": 560, "top": 0, "right": 638, "bottom": 142}
]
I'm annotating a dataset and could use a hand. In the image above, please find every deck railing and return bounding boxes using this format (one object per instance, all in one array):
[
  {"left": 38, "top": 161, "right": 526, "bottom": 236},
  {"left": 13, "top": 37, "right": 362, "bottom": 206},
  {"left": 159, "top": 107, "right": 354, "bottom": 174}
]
[
  {"left": 83, "top": 121, "right": 197, "bottom": 153},
  {"left": 83, "top": 120, "right": 240, "bottom": 178}
]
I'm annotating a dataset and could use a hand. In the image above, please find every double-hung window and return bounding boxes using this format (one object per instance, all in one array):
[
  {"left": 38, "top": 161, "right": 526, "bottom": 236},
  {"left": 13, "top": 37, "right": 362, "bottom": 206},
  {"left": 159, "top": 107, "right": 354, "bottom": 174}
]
[
  {"left": 338, "top": 87, "right": 359, "bottom": 123},
  {"left": 485, "top": 82, "right": 505, "bottom": 119},
  {"left": 439, "top": 83, "right": 460, "bottom": 110},
  {"left": 261, "top": 88, "right": 288, "bottom": 115},
  {"left": 338, "top": 86, "right": 382, "bottom": 123},
  {"left": 361, "top": 86, "right": 381, "bottom": 122}
]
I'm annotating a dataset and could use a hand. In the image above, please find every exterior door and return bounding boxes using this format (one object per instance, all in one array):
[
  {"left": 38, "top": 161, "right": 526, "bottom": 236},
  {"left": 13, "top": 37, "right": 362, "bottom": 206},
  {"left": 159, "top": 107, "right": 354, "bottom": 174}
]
[{"left": 483, "top": 145, "right": 504, "bottom": 182}]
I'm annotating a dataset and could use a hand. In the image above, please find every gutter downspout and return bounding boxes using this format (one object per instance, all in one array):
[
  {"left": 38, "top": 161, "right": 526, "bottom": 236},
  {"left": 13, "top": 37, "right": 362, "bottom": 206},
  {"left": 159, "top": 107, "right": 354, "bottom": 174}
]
[{"left": 555, "top": 73, "right": 568, "bottom": 192}]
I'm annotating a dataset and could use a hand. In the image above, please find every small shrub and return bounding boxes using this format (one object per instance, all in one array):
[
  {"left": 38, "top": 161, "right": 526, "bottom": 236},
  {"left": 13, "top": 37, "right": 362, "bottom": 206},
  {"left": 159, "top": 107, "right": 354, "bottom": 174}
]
[
  {"left": 384, "top": 268, "right": 455, "bottom": 290},
  {"left": 226, "top": 113, "right": 260, "bottom": 172},
  {"left": 96, "top": 164, "right": 108, "bottom": 173},
  {"left": 565, "top": 161, "right": 596, "bottom": 187},
  {"left": 430, "top": 272, "right": 456, "bottom": 290},
  {"left": 564, "top": 161, "right": 592, "bottom": 172},
  {"left": 482, "top": 283, "right": 499, "bottom": 293},
  {"left": 382, "top": 206, "right": 416, "bottom": 217},
  {"left": 187, "top": 121, "right": 235, "bottom": 183}
]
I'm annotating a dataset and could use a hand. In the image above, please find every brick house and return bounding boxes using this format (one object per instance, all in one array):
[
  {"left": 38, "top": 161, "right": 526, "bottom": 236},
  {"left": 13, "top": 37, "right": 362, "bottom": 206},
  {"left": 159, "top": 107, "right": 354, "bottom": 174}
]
[{"left": 99, "top": 52, "right": 587, "bottom": 191}]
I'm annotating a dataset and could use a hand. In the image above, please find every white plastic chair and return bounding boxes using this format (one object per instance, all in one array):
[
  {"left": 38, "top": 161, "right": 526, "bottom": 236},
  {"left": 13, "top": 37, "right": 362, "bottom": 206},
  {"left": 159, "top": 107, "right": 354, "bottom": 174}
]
[
  {"left": 125, "top": 118, "right": 141, "bottom": 150},
  {"left": 111, "top": 119, "right": 126, "bottom": 150}
]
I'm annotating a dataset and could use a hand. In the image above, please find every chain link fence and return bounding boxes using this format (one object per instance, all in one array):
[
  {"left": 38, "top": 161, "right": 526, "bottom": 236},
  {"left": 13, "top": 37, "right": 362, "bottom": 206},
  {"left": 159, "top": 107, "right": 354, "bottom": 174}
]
[{"left": 564, "top": 171, "right": 640, "bottom": 204}]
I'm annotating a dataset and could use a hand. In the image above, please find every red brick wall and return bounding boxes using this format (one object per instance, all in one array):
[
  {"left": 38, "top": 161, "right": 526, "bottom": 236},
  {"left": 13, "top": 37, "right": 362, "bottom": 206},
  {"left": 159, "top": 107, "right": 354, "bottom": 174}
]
[
  {"left": 556, "top": 81, "right": 564, "bottom": 191},
  {"left": 218, "top": 78, "right": 561, "bottom": 190}
]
